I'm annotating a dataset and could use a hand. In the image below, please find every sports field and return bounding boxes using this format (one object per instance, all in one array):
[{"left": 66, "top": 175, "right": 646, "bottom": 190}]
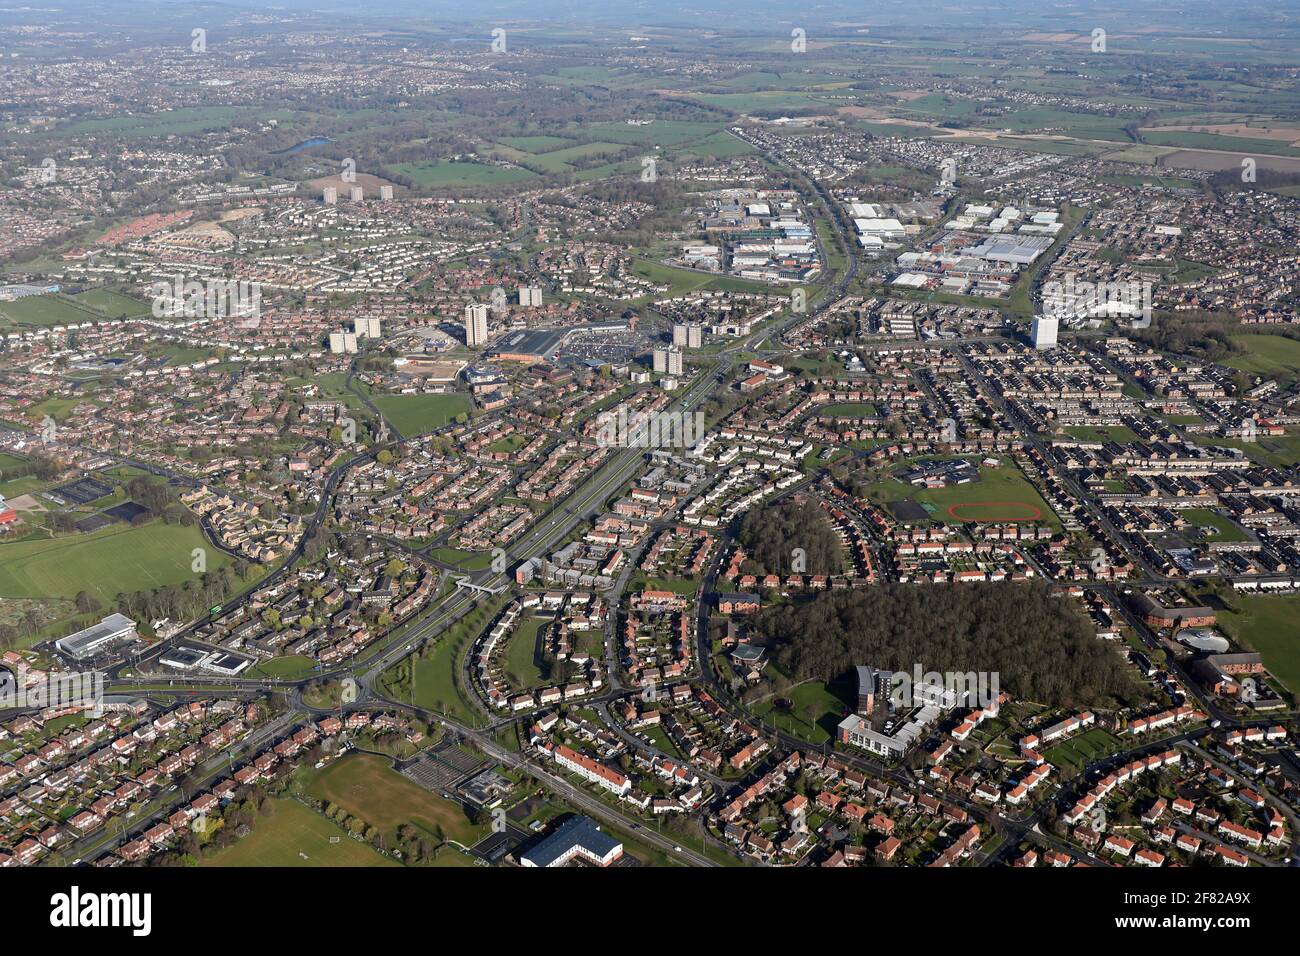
[
  {"left": 1217, "top": 594, "right": 1300, "bottom": 694},
  {"left": 203, "top": 798, "right": 397, "bottom": 867},
  {"left": 373, "top": 393, "right": 471, "bottom": 436},
  {"left": 865, "top": 460, "right": 1059, "bottom": 527},
  {"left": 0, "top": 293, "right": 103, "bottom": 328},
  {"left": 0, "top": 520, "right": 227, "bottom": 606},
  {"left": 298, "top": 752, "right": 485, "bottom": 845}
]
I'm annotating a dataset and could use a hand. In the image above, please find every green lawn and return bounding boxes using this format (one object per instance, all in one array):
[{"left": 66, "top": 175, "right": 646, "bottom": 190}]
[
  {"left": 1179, "top": 508, "right": 1249, "bottom": 543},
  {"left": 821, "top": 402, "right": 879, "bottom": 418},
  {"left": 382, "top": 595, "right": 505, "bottom": 726},
  {"left": 427, "top": 547, "right": 495, "bottom": 571},
  {"left": 1063, "top": 425, "right": 1140, "bottom": 443},
  {"left": 1042, "top": 727, "right": 1121, "bottom": 772},
  {"left": 750, "top": 678, "right": 854, "bottom": 744},
  {"left": 0, "top": 520, "right": 229, "bottom": 607},
  {"left": 373, "top": 393, "right": 471, "bottom": 436},
  {"left": 249, "top": 655, "right": 320, "bottom": 680},
  {"left": 1217, "top": 594, "right": 1300, "bottom": 694},
  {"left": 203, "top": 798, "right": 397, "bottom": 867},
  {"left": 503, "top": 617, "right": 549, "bottom": 688},
  {"left": 298, "top": 752, "right": 486, "bottom": 846}
]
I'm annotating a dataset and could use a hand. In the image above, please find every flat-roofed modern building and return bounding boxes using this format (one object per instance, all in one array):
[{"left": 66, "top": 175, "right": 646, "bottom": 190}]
[
  {"left": 54, "top": 614, "right": 137, "bottom": 662},
  {"left": 519, "top": 816, "right": 623, "bottom": 868}
]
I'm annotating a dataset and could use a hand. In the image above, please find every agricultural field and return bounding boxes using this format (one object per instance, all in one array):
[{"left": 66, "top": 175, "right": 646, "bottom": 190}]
[{"left": 203, "top": 798, "right": 397, "bottom": 868}]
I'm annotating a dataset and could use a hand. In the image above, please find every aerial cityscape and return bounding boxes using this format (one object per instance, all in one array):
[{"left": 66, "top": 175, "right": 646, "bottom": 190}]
[{"left": 0, "top": 0, "right": 1295, "bottom": 920}]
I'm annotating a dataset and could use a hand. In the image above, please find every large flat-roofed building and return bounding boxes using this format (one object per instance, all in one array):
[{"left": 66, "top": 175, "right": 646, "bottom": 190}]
[
  {"left": 54, "top": 614, "right": 137, "bottom": 662},
  {"left": 519, "top": 815, "right": 623, "bottom": 868},
  {"left": 489, "top": 328, "right": 563, "bottom": 362}
]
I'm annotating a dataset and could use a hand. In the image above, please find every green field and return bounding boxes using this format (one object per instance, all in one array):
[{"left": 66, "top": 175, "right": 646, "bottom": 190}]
[
  {"left": 497, "top": 134, "right": 575, "bottom": 151},
  {"left": 0, "top": 293, "right": 102, "bottom": 328},
  {"left": 821, "top": 402, "right": 879, "bottom": 418},
  {"left": 1179, "top": 508, "right": 1249, "bottom": 543},
  {"left": 630, "top": 258, "right": 776, "bottom": 298},
  {"left": 60, "top": 106, "right": 293, "bottom": 138},
  {"left": 0, "top": 520, "right": 229, "bottom": 607},
  {"left": 299, "top": 752, "right": 485, "bottom": 846},
  {"left": 427, "top": 547, "right": 495, "bottom": 571},
  {"left": 249, "top": 655, "right": 320, "bottom": 680},
  {"left": 1217, "top": 594, "right": 1300, "bottom": 694},
  {"left": 203, "top": 798, "right": 397, "bottom": 867},
  {"left": 373, "top": 393, "right": 471, "bottom": 436},
  {"left": 1063, "top": 425, "right": 1140, "bottom": 443},
  {"left": 382, "top": 596, "right": 505, "bottom": 726},
  {"left": 391, "top": 160, "right": 535, "bottom": 187},
  {"left": 1225, "top": 334, "right": 1300, "bottom": 384},
  {"left": 1141, "top": 129, "right": 1300, "bottom": 157},
  {"left": 503, "top": 617, "right": 549, "bottom": 688},
  {"left": 71, "top": 289, "right": 151, "bottom": 318},
  {"left": 1100, "top": 174, "right": 1201, "bottom": 190}
]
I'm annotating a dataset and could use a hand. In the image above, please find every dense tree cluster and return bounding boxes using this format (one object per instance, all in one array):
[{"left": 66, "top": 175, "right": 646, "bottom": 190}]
[
  {"left": 759, "top": 581, "right": 1139, "bottom": 708},
  {"left": 737, "top": 498, "right": 843, "bottom": 577},
  {"left": 114, "top": 562, "right": 255, "bottom": 634}
]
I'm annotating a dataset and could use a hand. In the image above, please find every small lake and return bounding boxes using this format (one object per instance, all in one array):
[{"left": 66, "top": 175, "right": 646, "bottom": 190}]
[{"left": 276, "top": 137, "right": 332, "bottom": 155}]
